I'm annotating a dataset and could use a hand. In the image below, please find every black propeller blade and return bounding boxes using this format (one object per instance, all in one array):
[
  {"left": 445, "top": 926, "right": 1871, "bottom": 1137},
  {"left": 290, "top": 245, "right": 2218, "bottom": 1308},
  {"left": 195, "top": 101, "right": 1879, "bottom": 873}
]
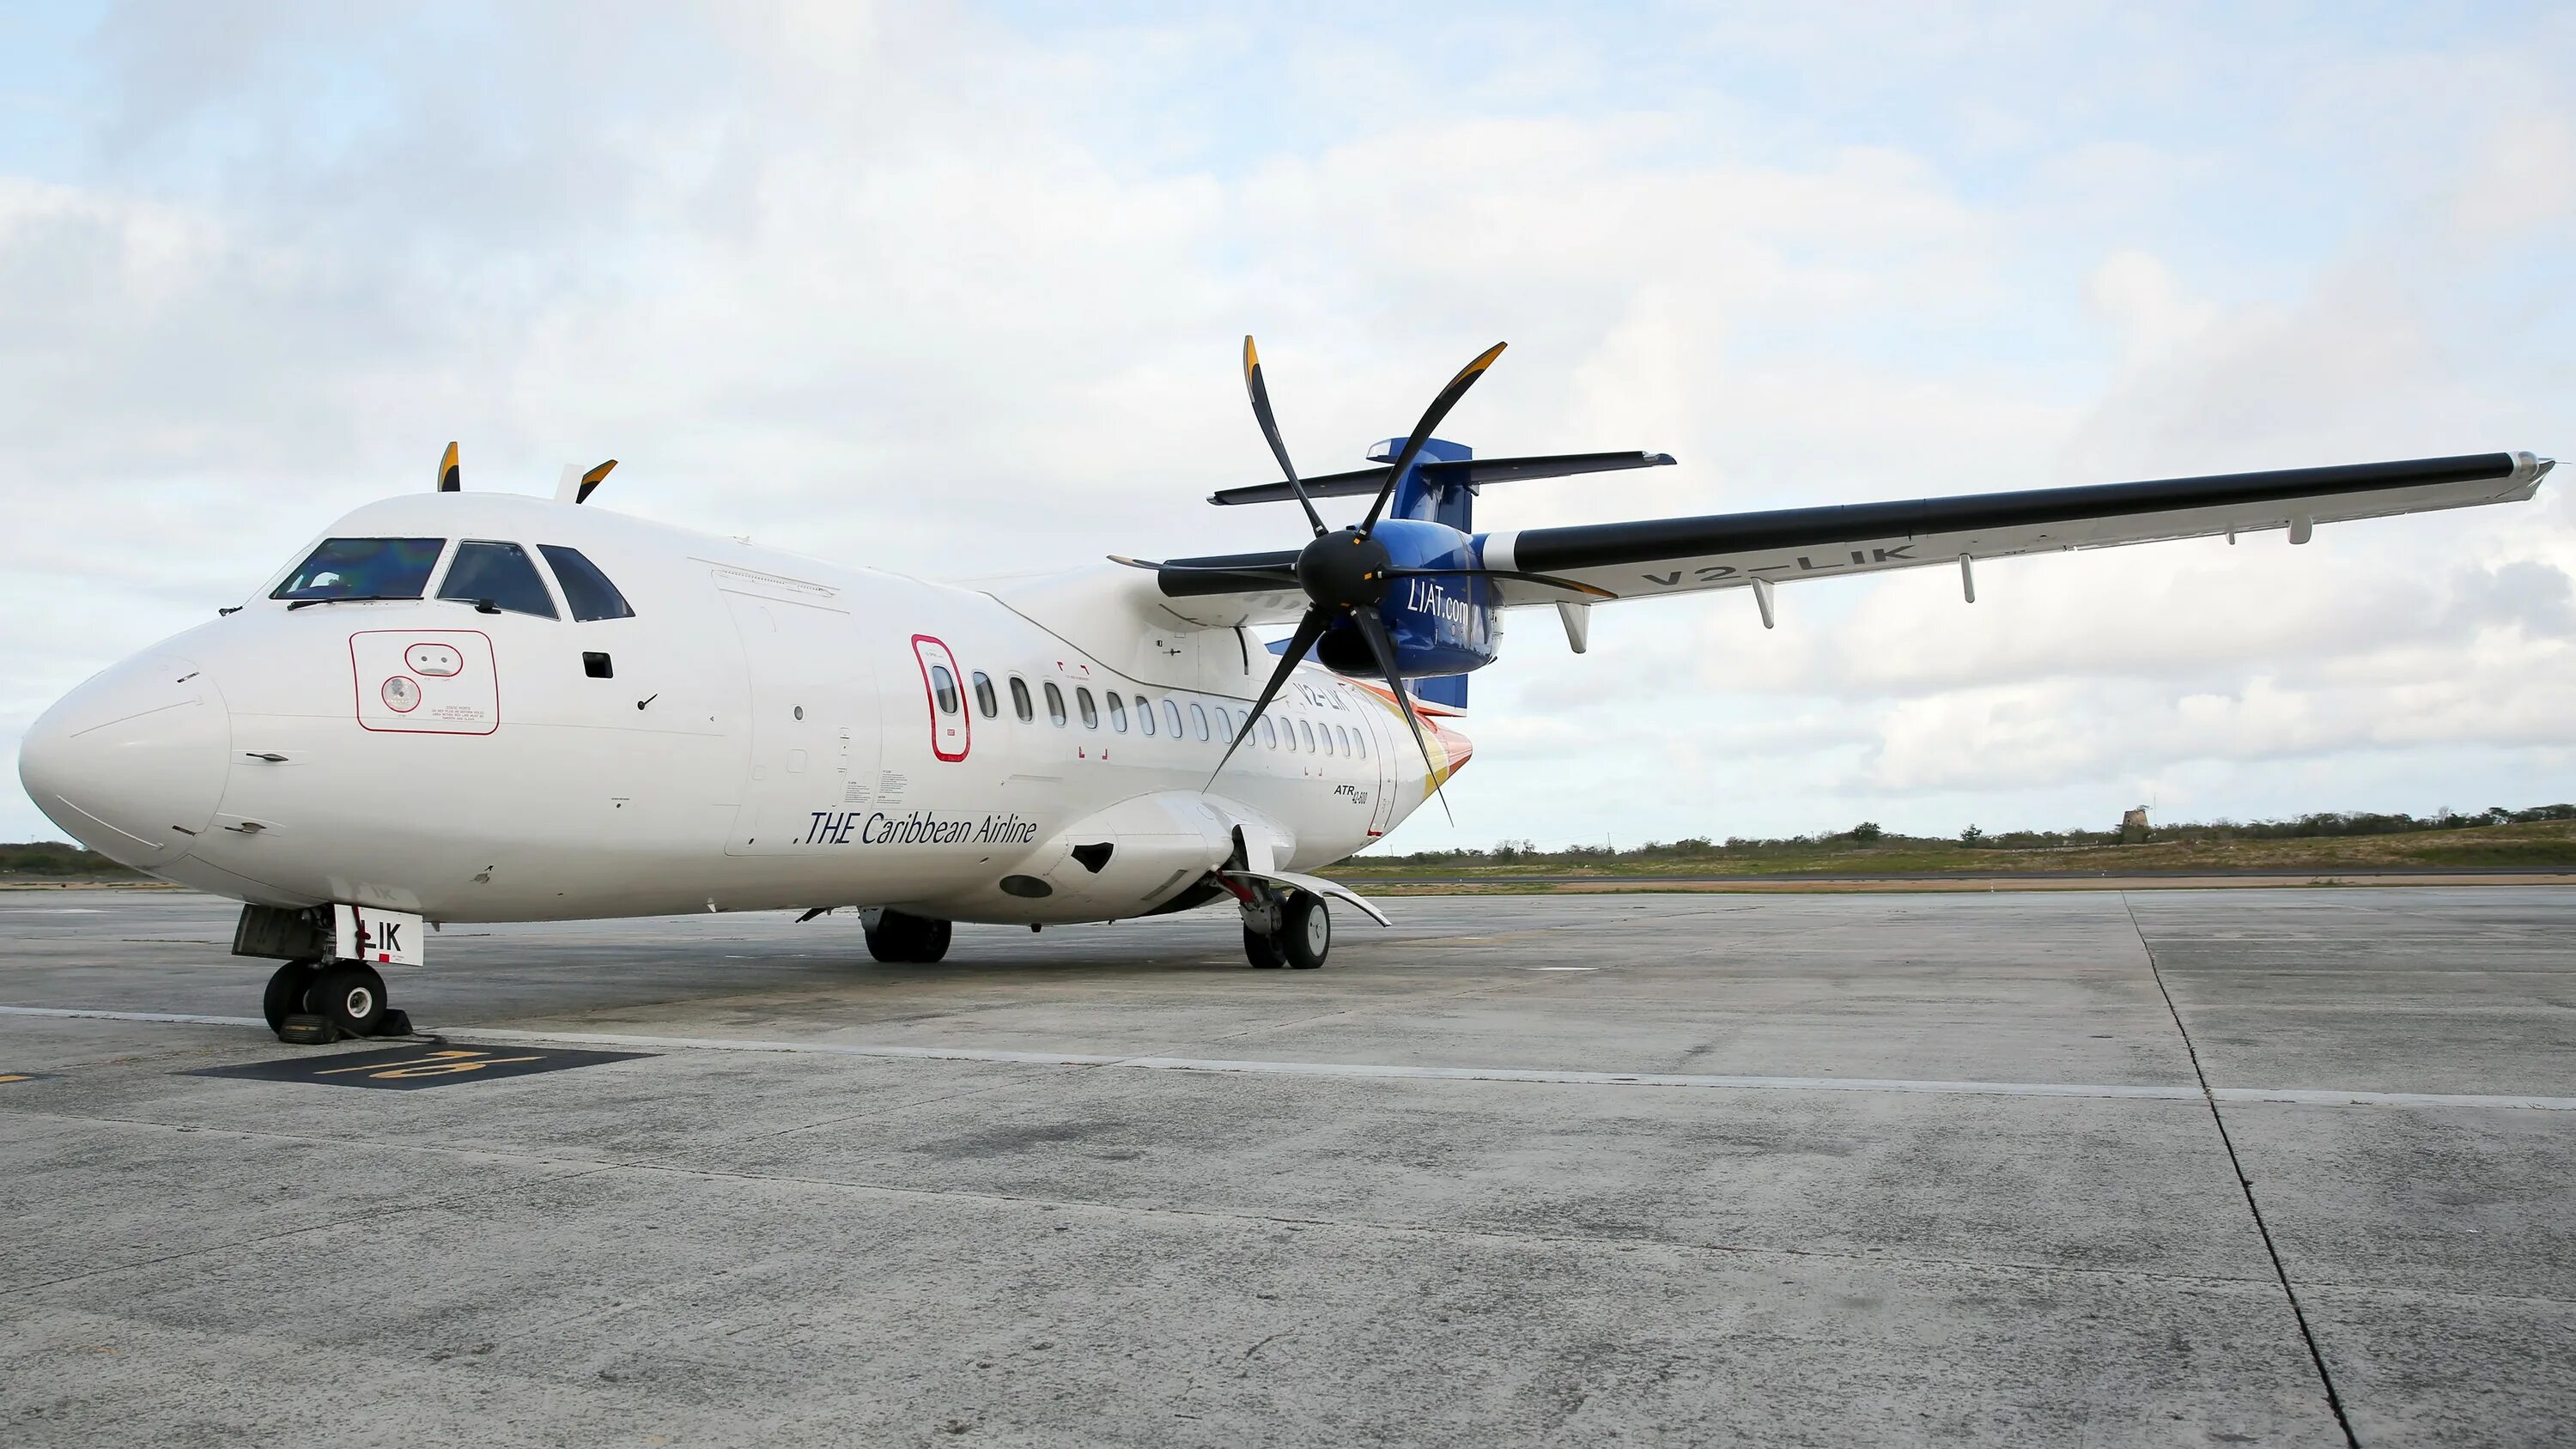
[
  {"left": 1212, "top": 606, "right": 1333, "bottom": 783},
  {"left": 1242, "top": 336, "right": 1329, "bottom": 539},
  {"left": 1350, "top": 607, "right": 1454, "bottom": 825},
  {"left": 1182, "top": 335, "right": 1541, "bottom": 818},
  {"left": 436, "top": 441, "right": 461, "bottom": 493},
  {"left": 1359, "top": 343, "right": 1505, "bottom": 533}
]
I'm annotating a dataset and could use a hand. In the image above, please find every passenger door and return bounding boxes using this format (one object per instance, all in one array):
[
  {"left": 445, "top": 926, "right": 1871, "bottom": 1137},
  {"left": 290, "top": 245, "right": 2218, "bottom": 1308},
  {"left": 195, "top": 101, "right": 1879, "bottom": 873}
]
[
  {"left": 1362, "top": 694, "right": 1399, "bottom": 838},
  {"left": 910, "top": 635, "right": 971, "bottom": 762}
]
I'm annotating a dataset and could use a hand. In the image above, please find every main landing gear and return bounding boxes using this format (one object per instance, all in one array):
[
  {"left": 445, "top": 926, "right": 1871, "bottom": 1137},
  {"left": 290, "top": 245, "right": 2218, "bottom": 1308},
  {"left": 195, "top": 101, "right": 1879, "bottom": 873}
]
[
  {"left": 1240, "top": 887, "right": 1329, "bottom": 970},
  {"left": 864, "top": 909, "right": 953, "bottom": 964},
  {"left": 261, "top": 958, "right": 412, "bottom": 1043}
]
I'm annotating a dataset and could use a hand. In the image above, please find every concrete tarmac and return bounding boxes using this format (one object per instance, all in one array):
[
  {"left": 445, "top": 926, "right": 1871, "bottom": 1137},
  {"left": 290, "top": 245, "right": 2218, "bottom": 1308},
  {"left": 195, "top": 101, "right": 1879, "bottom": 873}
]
[{"left": 1, "top": 888, "right": 2569, "bottom": 1446}]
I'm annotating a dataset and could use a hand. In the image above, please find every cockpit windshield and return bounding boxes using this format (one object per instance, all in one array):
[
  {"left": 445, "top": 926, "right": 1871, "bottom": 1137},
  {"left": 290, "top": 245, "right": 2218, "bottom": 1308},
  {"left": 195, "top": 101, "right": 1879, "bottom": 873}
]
[{"left": 270, "top": 537, "right": 446, "bottom": 602}]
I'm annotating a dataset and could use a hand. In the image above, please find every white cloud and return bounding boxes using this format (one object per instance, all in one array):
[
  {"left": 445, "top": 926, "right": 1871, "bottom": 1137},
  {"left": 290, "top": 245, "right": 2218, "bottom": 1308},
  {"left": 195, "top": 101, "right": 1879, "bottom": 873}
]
[{"left": 4, "top": 3, "right": 2573, "bottom": 852}]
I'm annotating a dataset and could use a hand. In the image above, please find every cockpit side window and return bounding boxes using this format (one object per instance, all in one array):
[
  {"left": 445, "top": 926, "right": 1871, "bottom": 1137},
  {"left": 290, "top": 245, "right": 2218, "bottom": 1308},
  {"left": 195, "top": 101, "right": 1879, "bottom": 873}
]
[
  {"left": 438, "top": 541, "right": 559, "bottom": 619},
  {"left": 538, "top": 545, "right": 635, "bottom": 621},
  {"left": 270, "top": 537, "right": 446, "bottom": 602}
]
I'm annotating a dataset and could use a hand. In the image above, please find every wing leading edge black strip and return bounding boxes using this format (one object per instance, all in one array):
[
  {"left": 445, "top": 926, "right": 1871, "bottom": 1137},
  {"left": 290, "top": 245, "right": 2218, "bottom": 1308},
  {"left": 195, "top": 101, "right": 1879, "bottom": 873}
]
[
  {"left": 1209, "top": 451, "right": 1674, "bottom": 506},
  {"left": 1506, "top": 453, "right": 2522, "bottom": 574},
  {"left": 1154, "top": 549, "right": 1303, "bottom": 597}
]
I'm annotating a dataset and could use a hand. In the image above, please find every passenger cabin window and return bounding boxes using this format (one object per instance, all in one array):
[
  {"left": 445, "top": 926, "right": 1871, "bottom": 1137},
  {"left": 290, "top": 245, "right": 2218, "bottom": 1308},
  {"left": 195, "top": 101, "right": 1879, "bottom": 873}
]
[
  {"left": 439, "top": 541, "right": 558, "bottom": 618},
  {"left": 1353, "top": 726, "right": 1367, "bottom": 758},
  {"left": 1320, "top": 724, "right": 1335, "bottom": 756},
  {"left": 1044, "top": 682, "right": 1067, "bottom": 726},
  {"left": 929, "top": 664, "right": 961, "bottom": 714},
  {"left": 1163, "top": 700, "right": 1183, "bottom": 736},
  {"left": 1009, "top": 676, "right": 1034, "bottom": 721},
  {"left": 1077, "top": 688, "right": 1098, "bottom": 729},
  {"left": 1190, "top": 702, "right": 1210, "bottom": 740},
  {"left": 971, "top": 671, "right": 998, "bottom": 718},
  {"left": 1107, "top": 693, "right": 1128, "bottom": 731},
  {"left": 271, "top": 537, "right": 445, "bottom": 602},
  {"left": 1299, "top": 719, "right": 1316, "bottom": 751},
  {"left": 538, "top": 546, "right": 635, "bottom": 621},
  {"left": 1137, "top": 696, "right": 1157, "bottom": 735},
  {"left": 1260, "top": 717, "right": 1276, "bottom": 749}
]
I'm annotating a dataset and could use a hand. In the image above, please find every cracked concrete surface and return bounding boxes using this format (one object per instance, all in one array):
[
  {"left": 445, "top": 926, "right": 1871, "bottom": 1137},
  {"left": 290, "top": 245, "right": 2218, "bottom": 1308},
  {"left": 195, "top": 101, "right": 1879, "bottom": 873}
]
[{"left": 1, "top": 888, "right": 2569, "bottom": 1446}]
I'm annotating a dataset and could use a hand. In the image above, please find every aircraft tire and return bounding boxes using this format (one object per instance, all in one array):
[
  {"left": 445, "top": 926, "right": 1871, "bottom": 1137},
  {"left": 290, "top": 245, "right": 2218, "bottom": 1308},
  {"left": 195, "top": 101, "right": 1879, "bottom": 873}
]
[
  {"left": 1242, "top": 925, "right": 1286, "bottom": 969},
  {"left": 914, "top": 918, "right": 953, "bottom": 964},
  {"left": 1280, "top": 893, "right": 1329, "bottom": 970},
  {"left": 866, "top": 911, "right": 952, "bottom": 964},
  {"left": 308, "top": 961, "right": 390, "bottom": 1037},
  {"left": 262, "top": 958, "right": 320, "bottom": 1034}
]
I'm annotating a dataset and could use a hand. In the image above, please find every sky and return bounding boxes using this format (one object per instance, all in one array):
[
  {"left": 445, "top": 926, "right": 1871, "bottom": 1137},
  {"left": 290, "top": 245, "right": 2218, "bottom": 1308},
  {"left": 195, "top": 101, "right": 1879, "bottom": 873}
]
[{"left": 2, "top": 1, "right": 2572, "bottom": 854}]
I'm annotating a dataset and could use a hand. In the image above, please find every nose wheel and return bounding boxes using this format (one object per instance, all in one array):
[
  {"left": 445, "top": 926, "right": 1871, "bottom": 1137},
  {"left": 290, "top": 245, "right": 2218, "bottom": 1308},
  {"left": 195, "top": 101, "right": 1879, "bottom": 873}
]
[{"left": 262, "top": 957, "right": 406, "bottom": 1042}]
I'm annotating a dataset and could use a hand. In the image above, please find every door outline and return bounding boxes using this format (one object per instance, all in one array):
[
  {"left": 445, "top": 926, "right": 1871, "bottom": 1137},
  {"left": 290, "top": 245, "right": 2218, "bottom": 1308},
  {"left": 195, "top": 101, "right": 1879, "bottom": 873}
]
[
  {"left": 1363, "top": 690, "right": 1398, "bottom": 836},
  {"left": 911, "top": 634, "right": 970, "bottom": 762}
]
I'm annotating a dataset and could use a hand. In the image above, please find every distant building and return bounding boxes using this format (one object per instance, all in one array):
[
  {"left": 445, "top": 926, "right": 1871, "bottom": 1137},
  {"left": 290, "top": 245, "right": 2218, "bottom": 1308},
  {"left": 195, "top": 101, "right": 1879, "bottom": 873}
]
[{"left": 2119, "top": 808, "right": 2151, "bottom": 845}]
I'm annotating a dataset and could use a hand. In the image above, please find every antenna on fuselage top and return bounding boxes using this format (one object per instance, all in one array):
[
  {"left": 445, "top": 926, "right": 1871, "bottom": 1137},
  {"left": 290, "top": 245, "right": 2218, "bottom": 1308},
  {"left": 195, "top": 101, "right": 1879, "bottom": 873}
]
[
  {"left": 555, "top": 458, "right": 618, "bottom": 505},
  {"left": 435, "top": 441, "right": 461, "bottom": 493}
]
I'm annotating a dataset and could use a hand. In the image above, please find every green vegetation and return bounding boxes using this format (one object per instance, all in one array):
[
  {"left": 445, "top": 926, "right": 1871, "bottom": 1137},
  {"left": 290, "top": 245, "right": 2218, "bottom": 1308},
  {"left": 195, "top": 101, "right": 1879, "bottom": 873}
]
[
  {"left": 0, "top": 841, "right": 145, "bottom": 880},
  {"left": 1332, "top": 805, "right": 2576, "bottom": 880}
]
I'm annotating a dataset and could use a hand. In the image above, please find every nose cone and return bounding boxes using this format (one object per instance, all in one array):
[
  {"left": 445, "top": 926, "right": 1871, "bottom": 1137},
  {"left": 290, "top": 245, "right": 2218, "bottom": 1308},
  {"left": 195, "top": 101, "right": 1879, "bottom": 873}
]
[{"left": 18, "top": 652, "right": 230, "bottom": 871}]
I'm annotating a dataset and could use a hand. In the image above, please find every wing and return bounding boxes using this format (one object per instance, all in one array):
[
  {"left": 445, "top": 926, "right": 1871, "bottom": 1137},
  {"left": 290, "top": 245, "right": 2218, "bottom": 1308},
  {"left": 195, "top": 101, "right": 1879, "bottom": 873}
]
[
  {"left": 1208, "top": 451, "right": 1674, "bottom": 506},
  {"left": 1476, "top": 452, "right": 2551, "bottom": 606}
]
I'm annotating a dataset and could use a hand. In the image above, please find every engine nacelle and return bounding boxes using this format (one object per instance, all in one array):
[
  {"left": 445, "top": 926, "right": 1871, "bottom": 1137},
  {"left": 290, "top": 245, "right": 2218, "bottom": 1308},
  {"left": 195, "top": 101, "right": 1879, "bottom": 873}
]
[{"left": 1314, "top": 517, "right": 1501, "bottom": 682}]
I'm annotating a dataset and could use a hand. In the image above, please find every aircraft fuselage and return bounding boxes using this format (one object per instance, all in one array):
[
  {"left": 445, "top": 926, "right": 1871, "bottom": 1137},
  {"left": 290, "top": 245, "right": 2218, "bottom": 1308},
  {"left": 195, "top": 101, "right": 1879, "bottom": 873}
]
[{"left": 20, "top": 492, "right": 1455, "bottom": 927}]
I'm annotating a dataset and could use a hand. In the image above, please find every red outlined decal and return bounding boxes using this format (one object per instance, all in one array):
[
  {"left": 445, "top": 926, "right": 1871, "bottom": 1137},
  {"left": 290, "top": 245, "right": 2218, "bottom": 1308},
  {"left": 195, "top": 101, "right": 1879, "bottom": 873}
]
[
  {"left": 350, "top": 630, "right": 498, "bottom": 735},
  {"left": 910, "top": 634, "right": 970, "bottom": 762}
]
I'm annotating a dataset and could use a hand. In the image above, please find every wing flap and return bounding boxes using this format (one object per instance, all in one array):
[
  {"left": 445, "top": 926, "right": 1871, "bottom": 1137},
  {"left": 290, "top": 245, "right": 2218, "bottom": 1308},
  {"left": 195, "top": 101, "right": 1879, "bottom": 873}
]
[{"left": 1480, "top": 452, "right": 2549, "bottom": 605}]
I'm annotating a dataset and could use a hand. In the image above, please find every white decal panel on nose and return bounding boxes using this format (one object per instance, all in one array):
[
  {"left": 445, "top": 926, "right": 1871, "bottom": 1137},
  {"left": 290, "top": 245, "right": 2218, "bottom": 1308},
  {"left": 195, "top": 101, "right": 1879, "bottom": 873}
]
[{"left": 351, "top": 630, "right": 498, "bottom": 734}]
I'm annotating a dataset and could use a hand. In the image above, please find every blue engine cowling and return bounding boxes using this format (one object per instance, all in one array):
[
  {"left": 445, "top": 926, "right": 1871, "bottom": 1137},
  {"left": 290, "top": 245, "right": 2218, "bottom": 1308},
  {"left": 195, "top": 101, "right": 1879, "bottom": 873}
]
[{"left": 1312, "top": 455, "right": 1501, "bottom": 687}]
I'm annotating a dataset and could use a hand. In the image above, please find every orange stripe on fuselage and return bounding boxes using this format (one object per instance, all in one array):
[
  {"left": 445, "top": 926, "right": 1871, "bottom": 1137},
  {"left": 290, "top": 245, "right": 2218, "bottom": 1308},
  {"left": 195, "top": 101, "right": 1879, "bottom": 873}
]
[{"left": 1349, "top": 680, "right": 1474, "bottom": 790}]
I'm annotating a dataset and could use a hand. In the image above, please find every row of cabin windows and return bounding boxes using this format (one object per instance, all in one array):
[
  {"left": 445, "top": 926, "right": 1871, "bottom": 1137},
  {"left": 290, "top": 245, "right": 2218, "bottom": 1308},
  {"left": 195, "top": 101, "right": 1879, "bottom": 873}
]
[
  {"left": 270, "top": 537, "right": 635, "bottom": 623},
  {"left": 918, "top": 664, "right": 1370, "bottom": 759}
]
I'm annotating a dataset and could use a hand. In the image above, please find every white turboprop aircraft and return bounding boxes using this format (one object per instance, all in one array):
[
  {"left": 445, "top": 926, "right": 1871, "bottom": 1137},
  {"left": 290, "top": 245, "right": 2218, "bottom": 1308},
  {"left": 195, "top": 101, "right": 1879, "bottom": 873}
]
[{"left": 16, "top": 339, "right": 2555, "bottom": 1041}]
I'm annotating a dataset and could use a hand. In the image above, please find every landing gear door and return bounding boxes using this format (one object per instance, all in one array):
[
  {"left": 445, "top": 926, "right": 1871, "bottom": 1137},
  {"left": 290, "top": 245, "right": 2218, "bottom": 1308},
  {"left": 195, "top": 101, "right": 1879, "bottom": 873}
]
[{"left": 333, "top": 904, "right": 424, "bottom": 967}]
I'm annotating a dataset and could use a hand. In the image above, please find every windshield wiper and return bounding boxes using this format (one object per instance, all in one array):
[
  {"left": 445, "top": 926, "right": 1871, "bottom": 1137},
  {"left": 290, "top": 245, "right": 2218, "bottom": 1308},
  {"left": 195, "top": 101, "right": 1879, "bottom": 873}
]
[{"left": 284, "top": 594, "right": 416, "bottom": 610}]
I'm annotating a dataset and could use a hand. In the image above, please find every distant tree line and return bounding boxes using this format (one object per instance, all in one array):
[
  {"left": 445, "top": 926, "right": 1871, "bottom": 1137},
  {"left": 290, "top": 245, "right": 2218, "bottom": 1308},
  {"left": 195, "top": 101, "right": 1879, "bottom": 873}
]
[
  {"left": 1365, "top": 803, "right": 2576, "bottom": 867},
  {"left": 0, "top": 841, "right": 143, "bottom": 876}
]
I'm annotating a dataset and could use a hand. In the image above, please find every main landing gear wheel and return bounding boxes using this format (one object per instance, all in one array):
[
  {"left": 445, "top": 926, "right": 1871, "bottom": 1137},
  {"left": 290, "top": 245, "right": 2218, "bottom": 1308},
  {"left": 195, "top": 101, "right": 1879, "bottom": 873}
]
[
  {"left": 308, "top": 961, "right": 390, "bottom": 1038},
  {"left": 1242, "top": 926, "right": 1287, "bottom": 969},
  {"left": 1281, "top": 892, "right": 1330, "bottom": 970},
  {"left": 262, "top": 959, "right": 320, "bottom": 1034},
  {"left": 865, "top": 910, "right": 953, "bottom": 964}
]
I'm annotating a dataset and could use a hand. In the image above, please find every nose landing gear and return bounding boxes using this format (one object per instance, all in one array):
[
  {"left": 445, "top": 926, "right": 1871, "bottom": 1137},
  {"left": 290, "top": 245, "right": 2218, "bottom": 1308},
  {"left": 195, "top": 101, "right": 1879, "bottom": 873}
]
[{"left": 261, "top": 957, "right": 410, "bottom": 1043}]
